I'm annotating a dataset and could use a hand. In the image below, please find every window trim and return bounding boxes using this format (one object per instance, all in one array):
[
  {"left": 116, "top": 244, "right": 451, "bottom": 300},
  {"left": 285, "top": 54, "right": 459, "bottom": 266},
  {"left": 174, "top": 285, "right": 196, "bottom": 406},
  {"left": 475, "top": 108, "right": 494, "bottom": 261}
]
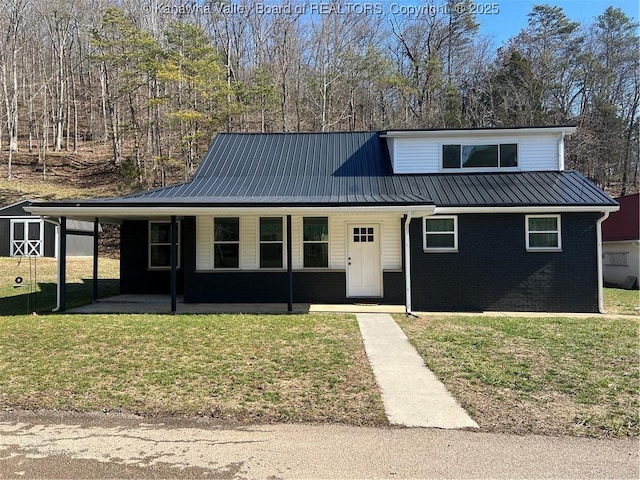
[
  {"left": 148, "top": 220, "right": 181, "bottom": 270},
  {"left": 258, "top": 216, "right": 285, "bottom": 269},
  {"left": 213, "top": 217, "right": 240, "bottom": 269},
  {"left": 423, "top": 215, "right": 458, "bottom": 253},
  {"left": 441, "top": 142, "right": 519, "bottom": 170},
  {"left": 302, "top": 216, "right": 330, "bottom": 269},
  {"left": 525, "top": 214, "right": 562, "bottom": 252}
]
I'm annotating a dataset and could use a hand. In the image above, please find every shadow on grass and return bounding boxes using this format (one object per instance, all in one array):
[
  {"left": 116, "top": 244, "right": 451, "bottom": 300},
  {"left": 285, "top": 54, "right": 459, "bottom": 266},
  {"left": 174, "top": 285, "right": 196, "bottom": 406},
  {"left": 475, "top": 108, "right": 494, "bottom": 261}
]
[{"left": 0, "top": 279, "right": 119, "bottom": 316}]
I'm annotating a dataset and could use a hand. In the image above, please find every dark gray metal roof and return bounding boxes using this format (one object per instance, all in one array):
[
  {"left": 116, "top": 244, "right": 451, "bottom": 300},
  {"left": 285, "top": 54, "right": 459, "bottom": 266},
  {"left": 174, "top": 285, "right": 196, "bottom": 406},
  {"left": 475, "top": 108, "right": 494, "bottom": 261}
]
[{"left": 35, "top": 132, "right": 616, "bottom": 208}]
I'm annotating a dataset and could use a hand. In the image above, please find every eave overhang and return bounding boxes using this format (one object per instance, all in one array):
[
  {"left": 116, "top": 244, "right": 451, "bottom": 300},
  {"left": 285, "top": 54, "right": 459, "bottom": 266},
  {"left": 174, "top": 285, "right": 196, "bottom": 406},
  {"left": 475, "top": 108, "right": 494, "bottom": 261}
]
[
  {"left": 25, "top": 203, "right": 437, "bottom": 222},
  {"left": 381, "top": 125, "right": 578, "bottom": 138}
]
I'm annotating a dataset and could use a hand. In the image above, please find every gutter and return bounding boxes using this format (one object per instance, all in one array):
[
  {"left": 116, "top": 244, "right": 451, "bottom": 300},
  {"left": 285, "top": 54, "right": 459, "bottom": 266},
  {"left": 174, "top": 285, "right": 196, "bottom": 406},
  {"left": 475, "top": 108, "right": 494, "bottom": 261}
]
[
  {"left": 404, "top": 211, "right": 413, "bottom": 315},
  {"left": 596, "top": 211, "right": 611, "bottom": 314}
]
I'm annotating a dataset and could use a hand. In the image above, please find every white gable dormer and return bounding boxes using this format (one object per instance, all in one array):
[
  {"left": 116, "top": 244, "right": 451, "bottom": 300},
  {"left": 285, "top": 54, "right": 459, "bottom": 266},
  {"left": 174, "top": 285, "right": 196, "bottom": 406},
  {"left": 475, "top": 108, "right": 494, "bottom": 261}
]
[{"left": 383, "top": 126, "right": 576, "bottom": 174}]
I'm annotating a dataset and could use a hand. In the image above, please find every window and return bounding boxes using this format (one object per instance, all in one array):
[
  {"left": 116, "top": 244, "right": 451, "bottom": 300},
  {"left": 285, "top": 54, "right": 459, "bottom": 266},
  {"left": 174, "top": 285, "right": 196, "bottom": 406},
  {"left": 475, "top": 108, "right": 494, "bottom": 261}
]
[
  {"left": 303, "top": 217, "right": 329, "bottom": 268},
  {"left": 605, "top": 252, "right": 628, "bottom": 266},
  {"left": 526, "top": 215, "right": 561, "bottom": 251},
  {"left": 353, "top": 227, "right": 374, "bottom": 243},
  {"left": 214, "top": 217, "right": 240, "bottom": 268},
  {"left": 260, "top": 217, "right": 283, "bottom": 268},
  {"left": 443, "top": 143, "right": 518, "bottom": 169},
  {"left": 423, "top": 216, "right": 458, "bottom": 252},
  {"left": 149, "top": 221, "right": 180, "bottom": 268}
]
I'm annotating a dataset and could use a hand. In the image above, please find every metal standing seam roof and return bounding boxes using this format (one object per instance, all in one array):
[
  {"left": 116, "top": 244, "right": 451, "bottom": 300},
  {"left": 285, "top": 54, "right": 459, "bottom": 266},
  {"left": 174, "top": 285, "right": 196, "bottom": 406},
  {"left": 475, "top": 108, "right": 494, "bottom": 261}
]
[{"left": 34, "top": 131, "right": 617, "bottom": 208}]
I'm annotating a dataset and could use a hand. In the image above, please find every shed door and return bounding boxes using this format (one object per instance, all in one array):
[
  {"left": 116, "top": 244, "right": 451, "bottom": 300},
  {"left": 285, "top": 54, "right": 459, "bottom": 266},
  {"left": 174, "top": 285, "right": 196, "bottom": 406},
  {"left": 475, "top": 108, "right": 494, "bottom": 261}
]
[
  {"left": 10, "top": 219, "right": 43, "bottom": 257},
  {"left": 347, "top": 224, "right": 382, "bottom": 297}
]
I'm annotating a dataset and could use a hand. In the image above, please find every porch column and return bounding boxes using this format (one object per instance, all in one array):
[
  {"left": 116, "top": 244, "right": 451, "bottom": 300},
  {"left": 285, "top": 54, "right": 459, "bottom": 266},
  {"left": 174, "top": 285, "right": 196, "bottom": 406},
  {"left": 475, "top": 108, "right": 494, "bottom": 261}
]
[
  {"left": 92, "top": 218, "right": 99, "bottom": 302},
  {"left": 287, "top": 215, "right": 293, "bottom": 312},
  {"left": 404, "top": 212, "right": 413, "bottom": 315},
  {"left": 170, "top": 215, "right": 177, "bottom": 314},
  {"left": 59, "top": 216, "right": 67, "bottom": 312}
]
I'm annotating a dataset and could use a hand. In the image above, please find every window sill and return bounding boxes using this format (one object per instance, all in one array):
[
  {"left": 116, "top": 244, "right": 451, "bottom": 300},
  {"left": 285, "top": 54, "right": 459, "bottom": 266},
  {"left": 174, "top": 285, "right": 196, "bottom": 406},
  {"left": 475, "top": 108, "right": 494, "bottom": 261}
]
[
  {"left": 423, "top": 249, "right": 458, "bottom": 253},
  {"left": 526, "top": 248, "right": 562, "bottom": 253}
]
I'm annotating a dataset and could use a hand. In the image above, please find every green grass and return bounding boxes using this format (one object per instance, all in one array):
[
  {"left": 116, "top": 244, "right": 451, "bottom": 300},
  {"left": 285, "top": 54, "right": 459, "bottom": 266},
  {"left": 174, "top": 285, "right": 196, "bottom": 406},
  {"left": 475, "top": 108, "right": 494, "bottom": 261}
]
[
  {"left": 0, "top": 257, "right": 119, "bottom": 315},
  {"left": 0, "top": 313, "right": 386, "bottom": 425},
  {"left": 397, "top": 314, "right": 639, "bottom": 437},
  {"left": 605, "top": 287, "right": 640, "bottom": 316}
]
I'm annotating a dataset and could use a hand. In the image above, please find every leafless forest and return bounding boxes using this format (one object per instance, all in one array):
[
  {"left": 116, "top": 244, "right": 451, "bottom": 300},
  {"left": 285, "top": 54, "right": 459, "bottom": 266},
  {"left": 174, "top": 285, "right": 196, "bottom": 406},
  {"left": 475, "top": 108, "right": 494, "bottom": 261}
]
[{"left": 0, "top": 0, "right": 637, "bottom": 195}]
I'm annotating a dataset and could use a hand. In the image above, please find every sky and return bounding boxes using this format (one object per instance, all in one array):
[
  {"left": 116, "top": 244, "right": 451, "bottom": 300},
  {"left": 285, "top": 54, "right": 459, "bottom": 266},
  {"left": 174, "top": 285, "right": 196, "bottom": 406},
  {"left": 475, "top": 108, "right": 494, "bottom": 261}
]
[{"left": 473, "top": 0, "right": 640, "bottom": 46}]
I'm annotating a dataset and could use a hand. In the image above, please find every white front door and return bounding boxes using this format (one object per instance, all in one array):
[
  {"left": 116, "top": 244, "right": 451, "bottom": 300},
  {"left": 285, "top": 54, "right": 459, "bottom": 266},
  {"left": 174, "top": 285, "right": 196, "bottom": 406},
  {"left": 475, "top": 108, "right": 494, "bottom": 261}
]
[{"left": 347, "top": 224, "right": 382, "bottom": 297}]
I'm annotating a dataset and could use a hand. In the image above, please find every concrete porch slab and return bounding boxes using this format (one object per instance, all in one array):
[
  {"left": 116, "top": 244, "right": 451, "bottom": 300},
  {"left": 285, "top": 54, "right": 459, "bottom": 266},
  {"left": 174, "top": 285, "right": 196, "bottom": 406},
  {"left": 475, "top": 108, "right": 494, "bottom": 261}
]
[{"left": 68, "top": 295, "right": 406, "bottom": 315}]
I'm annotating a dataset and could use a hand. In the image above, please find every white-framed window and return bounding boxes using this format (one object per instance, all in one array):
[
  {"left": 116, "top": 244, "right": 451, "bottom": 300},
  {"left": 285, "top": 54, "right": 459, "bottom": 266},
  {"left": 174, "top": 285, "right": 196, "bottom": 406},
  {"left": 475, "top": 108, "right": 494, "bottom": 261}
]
[
  {"left": 213, "top": 217, "right": 240, "bottom": 268},
  {"left": 259, "top": 217, "right": 284, "bottom": 269},
  {"left": 526, "top": 215, "right": 561, "bottom": 251},
  {"left": 148, "top": 221, "right": 181, "bottom": 269},
  {"left": 10, "top": 219, "right": 44, "bottom": 257},
  {"left": 442, "top": 143, "right": 518, "bottom": 169},
  {"left": 303, "top": 217, "right": 329, "bottom": 268},
  {"left": 423, "top": 216, "right": 458, "bottom": 252}
]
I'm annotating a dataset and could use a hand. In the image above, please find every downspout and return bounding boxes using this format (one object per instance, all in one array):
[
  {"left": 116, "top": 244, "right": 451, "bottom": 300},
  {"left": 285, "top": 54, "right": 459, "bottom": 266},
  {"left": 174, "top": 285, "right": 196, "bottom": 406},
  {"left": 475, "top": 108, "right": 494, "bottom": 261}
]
[
  {"left": 596, "top": 211, "right": 610, "bottom": 314},
  {"left": 404, "top": 211, "right": 413, "bottom": 315}
]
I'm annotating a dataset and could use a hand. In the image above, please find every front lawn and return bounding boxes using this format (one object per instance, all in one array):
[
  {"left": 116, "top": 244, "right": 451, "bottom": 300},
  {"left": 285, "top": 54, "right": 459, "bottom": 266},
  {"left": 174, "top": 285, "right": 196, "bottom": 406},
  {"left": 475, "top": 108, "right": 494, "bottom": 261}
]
[
  {"left": 0, "top": 313, "right": 386, "bottom": 425},
  {"left": 0, "top": 257, "right": 119, "bottom": 315},
  {"left": 397, "top": 314, "right": 639, "bottom": 437},
  {"left": 605, "top": 287, "right": 640, "bottom": 316}
]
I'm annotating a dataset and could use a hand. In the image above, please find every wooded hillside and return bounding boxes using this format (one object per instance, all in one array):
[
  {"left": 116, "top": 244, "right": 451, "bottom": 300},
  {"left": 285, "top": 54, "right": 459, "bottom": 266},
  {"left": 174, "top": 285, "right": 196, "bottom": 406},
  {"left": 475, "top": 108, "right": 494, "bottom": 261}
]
[{"left": 0, "top": 0, "right": 637, "bottom": 196}]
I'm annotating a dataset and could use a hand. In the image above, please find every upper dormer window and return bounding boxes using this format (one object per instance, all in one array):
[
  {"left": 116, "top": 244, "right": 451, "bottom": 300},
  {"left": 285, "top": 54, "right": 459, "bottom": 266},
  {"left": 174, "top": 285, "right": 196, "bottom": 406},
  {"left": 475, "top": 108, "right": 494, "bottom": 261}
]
[{"left": 443, "top": 143, "right": 518, "bottom": 169}]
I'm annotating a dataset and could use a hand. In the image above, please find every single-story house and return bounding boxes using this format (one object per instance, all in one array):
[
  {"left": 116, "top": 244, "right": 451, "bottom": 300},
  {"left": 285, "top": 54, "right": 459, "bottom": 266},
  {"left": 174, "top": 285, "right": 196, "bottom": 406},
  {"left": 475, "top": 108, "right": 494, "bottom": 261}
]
[
  {"left": 602, "top": 193, "right": 639, "bottom": 289},
  {"left": 0, "top": 200, "right": 99, "bottom": 257},
  {"left": 27, "top": 126, "right": 618, "bottom": 313}
]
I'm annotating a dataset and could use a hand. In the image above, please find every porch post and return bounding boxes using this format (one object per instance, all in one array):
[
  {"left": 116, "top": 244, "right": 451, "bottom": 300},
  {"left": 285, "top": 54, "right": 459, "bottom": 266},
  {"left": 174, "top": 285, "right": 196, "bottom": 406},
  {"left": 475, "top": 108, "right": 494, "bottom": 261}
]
[
  {"left": 404, "top": 212, "right": 413, "bottom": 315},
  {"left": 170, "top": 215, "right": 177, "bottom": 314},
  {"left": 92, "top": 218, "right": 99, "bottom": 302},
  {"left": 287, "top": 215, "right": 293, "bottom": 312},
  {"left": 59, "top": 216, "right": 67, "bottom": 312}
]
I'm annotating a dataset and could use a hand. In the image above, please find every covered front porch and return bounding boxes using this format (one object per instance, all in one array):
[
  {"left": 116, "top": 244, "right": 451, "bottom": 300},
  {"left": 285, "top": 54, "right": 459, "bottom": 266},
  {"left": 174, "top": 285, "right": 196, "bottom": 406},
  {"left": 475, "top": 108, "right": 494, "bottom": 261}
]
[{"left": 68, "top": 294, "right": 406, "bottom": 314}]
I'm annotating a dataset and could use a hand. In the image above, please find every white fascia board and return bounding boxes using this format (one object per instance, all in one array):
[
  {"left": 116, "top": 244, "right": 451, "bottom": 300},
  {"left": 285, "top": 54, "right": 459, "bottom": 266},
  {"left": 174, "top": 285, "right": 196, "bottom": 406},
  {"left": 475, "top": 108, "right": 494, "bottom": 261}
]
[
  {"left": 25, "top": 204, "right": 436, "bottom": 219},
  {"left": 435, "top": 205, "right": 620, "bottom": 214},
  {"left": 381, "top": 126, "right": 577, "bottom": 138}
]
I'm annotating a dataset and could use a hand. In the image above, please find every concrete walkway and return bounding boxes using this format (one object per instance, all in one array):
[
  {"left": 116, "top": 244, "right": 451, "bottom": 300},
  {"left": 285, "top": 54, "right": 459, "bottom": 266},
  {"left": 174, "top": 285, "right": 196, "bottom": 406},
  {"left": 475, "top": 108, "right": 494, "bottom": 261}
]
[{"left": 357, "top": 313, "right": 478, "bottom": 429}]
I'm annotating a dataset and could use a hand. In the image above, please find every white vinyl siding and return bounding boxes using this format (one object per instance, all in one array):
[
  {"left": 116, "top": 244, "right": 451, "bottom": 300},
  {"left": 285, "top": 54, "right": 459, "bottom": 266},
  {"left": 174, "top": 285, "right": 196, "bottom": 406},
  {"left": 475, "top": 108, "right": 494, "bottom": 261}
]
[
  {"left": 392, "top": 137, "right": 440, "bottom": 173},
  {"left": 196, "top": 216, "right": 213, "bottom": 270},
  {"left": 240, "top": 216, "right": 256, "bottom": 269},
  {"left": 195, "top": 213, "right": 403, "bottom": 271},
  {"left": 518, "top": 135, "right": 558, "bottom": 171},
  {"left": 390, "top": 133, "right": 561, "bottom": 173}
]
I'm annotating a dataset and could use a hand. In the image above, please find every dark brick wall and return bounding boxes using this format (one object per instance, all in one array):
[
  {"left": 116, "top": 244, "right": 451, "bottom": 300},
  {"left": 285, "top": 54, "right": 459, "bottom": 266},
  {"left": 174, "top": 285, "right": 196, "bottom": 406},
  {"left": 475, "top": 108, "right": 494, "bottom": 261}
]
[
  {"left": 409, "top": 213, "right": 600, "bottom": 312},
  {"left": 120, "top": 220, "right": 184, "bottom": 294},
  {"left": 184, "top": 270, "right": 404, "bottom": 304}
]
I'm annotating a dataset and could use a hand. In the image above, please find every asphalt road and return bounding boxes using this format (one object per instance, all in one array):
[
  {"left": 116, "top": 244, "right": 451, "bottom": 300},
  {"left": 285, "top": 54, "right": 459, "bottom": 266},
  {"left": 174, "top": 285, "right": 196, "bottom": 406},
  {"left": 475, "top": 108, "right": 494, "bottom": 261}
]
[{"left": 0, "top": 411, "right": 637, "bottom": 479}]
